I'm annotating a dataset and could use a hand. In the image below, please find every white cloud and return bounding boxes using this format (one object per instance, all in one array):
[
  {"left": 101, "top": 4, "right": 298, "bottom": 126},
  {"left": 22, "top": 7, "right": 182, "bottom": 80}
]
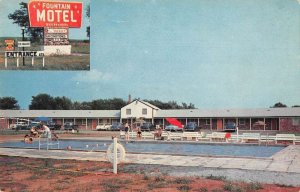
[
  {"left": 112, "top": 20, "right": 128, "bottom": 24},
  {"left": 298, "top": 0, "right": 300, "bottom": 4},
  {"left": 72, "top": 69, "right": 111, "bottom": 83}
]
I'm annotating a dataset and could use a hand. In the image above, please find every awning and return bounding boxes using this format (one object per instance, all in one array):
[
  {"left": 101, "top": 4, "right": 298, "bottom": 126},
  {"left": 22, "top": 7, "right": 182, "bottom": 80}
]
[
  {"left": 34, "top": 116, "right": 51, "bottom": 122},
  {"left": 165, "top": 118, "right": 183, "bottom": 128}
]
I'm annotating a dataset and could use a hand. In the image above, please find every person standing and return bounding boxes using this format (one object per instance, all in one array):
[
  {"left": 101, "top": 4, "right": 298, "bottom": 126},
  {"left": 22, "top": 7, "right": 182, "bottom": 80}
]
[
  {"left": 137, "top": 127, "right": 142, "bottom": 140},
  {"left": 124, "top": 123, "right": 129, "bottom": 142},
  {"left": 42, "top": 123, "right": 51, "bottom": 139}
]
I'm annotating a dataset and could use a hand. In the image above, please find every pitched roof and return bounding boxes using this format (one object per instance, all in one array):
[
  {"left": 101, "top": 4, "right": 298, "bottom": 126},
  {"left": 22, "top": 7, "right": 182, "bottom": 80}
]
[{"left": 122, "top": 99, "right": 160, "bottom": 110}]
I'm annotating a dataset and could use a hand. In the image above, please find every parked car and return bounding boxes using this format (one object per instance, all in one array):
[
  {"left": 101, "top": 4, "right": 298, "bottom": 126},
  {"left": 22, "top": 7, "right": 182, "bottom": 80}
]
[
  {"left": 110, "top": 122, "right": 124, "bottom": 131},
  {"left": 64, "top": 122, "right": 78, "bottom": 131},
  {"left": 27, "top": 121, "right": 61, "bottom": 130},
  {"left": 164, "top": 125, "right": 183, "bottom": 132},
  {"left": 27, "top": 122, "right": 42, "bottom": 130},
  {"left": 224, "top": 122, "right": 236, "bottom": 132},
  {"left": 47, "top": 122, "right": 61, "bottom": 130},
  {"left": 184, "top": 122, "right": 199, "bottom": 132},
  {"left": 96, "top": 124, "right": 111, "bottom": 131},
  {"left": 140, "top": 122, "right": 155, "bottom": 131},
  {"left": 10, "top": 122, "right": 28, "bottom": 130},
  {"left": 10, "top": 122, "right": 27, "bottom": 130}
]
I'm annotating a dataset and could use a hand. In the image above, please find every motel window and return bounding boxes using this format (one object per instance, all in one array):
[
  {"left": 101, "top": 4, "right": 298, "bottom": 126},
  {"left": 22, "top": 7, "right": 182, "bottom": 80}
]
[
  {"left": 205, "top": 119, "right": 211, "bottom": 125},
  {"left": 292, "top": 118, "right": 300, "bottom": 126},
  {"left": 81, "top": 119, "right": 86, "bottom": 125},
  {"left": 142, "top": 108, "right": 147, "bottom": 115},
  {"left": 126, "top": 109, "right": 131, "bottom": 115},
  {"left": 239, "top": 119, "right": 246, "bottom": 125}
]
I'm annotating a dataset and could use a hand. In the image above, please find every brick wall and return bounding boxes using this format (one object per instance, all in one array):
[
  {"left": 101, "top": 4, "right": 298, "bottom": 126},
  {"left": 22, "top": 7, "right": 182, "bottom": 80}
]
[
  {"left": 280, "top": 118, "right": 300, "bottom": 132},
  {"left": 0, "top": 119, "right": 9, "bottom": 129}
]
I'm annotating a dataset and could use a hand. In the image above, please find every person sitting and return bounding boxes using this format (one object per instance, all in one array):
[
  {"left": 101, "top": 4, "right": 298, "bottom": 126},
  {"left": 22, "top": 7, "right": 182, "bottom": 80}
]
[
  {"left": 24, "top": 134, "right": 33, "bottom": 144},
  {"left": 30, "top": 127, "right": 39, "bottom": 137},
  {"left": 52, "top": 132, "right": 59, "bottom": 141}
]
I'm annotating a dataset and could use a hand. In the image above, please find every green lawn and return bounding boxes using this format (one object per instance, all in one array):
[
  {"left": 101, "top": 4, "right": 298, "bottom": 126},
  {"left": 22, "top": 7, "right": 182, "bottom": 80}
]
[{"left": 0, "top": 37, "right": 90, "bottom": 70}]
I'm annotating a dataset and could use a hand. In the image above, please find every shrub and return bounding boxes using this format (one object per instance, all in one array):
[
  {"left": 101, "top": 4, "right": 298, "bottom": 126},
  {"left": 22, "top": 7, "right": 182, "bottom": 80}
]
[
  {"left": 147, "top": 182, "right": 166, "bottom": 190},
  {"left": 275, "top": 183, "right": 293, "bottom": 188},
  {"left": 245, "top": 182, "right": 263, "bottom": 190},
  {"left": 155, "top": 175, "right": 165, "bottom": 182},
  {"left": 177, "top": 185, "right": 191, "bottom": 191},
  {"left": 206, "top": 174, "right": 227, "bottom": 181},
  {"left": 198, "top": 187, "right": 208, "bottom": 192},
  {"left": 143, "top": 174, "right": 149, "bottom": 180},
  {"left": 223, "top": 182, "right": 243, "bottom": 192},
  {"left": 173, "top": 177, "right": 192, "bottom": 184}
]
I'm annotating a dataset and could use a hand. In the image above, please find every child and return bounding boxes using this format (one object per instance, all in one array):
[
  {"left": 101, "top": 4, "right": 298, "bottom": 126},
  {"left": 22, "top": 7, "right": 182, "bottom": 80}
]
[
  {"left": 24, "top": 134, "right": 33, "bottom": 143},
  {"left": 137, "top": 128, "right": 142, "bottom": 140}
]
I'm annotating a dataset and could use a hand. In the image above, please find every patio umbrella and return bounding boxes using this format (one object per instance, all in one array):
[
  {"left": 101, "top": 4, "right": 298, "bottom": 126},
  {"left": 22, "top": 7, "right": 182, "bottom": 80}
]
[
  {"left": 34, "top": 116, "right": 51, "bottom": 122},
  {"left": 165, "top": 118, "right": 183, "bottom": 128}
]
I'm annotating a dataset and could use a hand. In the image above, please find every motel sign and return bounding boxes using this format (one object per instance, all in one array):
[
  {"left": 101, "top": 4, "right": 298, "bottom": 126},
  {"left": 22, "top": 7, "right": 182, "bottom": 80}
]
[{"left": 28, "top": 0, "right": 83, "bottom": 28}]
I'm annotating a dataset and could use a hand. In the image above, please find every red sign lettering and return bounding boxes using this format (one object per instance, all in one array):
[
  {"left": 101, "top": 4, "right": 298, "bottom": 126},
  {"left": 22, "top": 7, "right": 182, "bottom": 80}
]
[{"left": 28, "top": 0, "right": 82, "bottom": 28}]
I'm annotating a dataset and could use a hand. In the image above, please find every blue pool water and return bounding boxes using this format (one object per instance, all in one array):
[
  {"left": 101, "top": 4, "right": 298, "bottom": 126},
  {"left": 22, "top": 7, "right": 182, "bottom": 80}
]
[{"left": 0, "top": 140, "right": 284, "bottom": 158}]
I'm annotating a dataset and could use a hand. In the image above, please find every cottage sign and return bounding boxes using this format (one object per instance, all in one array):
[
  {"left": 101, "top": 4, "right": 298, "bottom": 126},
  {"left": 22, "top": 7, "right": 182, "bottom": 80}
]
[{"left": 28, "top": 0, "right": 83, "bottom": 28}]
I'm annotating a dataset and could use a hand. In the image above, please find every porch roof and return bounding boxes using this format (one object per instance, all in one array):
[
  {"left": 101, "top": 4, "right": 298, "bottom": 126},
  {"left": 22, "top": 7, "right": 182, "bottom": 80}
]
[
  {"left": 0, "top": 110, "right": 120, "bottom": 118},
  {"left": 155, "top": 108, "right": 300, "bottom": 118}
]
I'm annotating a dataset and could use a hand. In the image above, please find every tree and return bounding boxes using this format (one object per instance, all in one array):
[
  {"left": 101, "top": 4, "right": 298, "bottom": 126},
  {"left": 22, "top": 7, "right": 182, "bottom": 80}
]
[
  {"left": 8, "top": 2, "right": 43, "bottom": 42},
  {"left": 292, "top": 105, "right": 300, "bottom": 108},
  {"left": 86, "top": 26, "right": 90, "bottom": 40},
  {"left": 54, "top": 96, "right": 72, "bottom": 110},
  {"left": 89, "top": 98, "right": 126, "bottom": 110},
  {"left": 0, "top": 97, "right": 20, "bottom": 110},
  {"left": 145, "top": 99, "right": 196, "bottom": 109},
  {"left": 86, "top": 4, "right": 90, "bottom": 39},
  {"left": 271, "top": 102, "right": 287, "bottom": 108},
  {"left": 29, "top": 94, "right": 55, "bottom": 110}
]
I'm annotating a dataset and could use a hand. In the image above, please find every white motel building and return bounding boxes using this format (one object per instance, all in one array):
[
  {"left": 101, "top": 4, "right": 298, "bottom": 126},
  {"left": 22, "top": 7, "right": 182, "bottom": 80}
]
[{"left": 1, "top": 100, "right": 300, "bottom": 132}]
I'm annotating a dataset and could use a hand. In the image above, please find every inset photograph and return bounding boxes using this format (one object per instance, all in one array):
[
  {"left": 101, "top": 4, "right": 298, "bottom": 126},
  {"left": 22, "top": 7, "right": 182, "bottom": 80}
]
[{"left": 0, "top": 0, "right": 90, "bottom": 70}]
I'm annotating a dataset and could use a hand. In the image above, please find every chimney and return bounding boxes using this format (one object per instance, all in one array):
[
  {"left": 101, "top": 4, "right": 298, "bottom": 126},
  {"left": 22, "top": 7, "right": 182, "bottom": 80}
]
[{"left": 128, "top": 94, "right": 131, "bottom": 104}]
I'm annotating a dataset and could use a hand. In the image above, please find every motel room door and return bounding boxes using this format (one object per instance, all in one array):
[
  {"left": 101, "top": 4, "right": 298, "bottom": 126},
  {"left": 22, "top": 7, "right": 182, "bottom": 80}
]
[
  {"left": 217, "top": 119, "right": 223, "bottom": 131},
  {"left": 92, "top": 119, "right": 97, "bottom": 130}
]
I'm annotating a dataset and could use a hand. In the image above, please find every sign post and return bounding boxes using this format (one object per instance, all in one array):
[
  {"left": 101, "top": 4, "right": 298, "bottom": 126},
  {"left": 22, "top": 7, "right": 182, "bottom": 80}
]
[
  {"left": 27, "top": 0, "right": 83, "bottom": 56},
  {"left": 4, "top": 51, "right": 45, "bottom": 68}
]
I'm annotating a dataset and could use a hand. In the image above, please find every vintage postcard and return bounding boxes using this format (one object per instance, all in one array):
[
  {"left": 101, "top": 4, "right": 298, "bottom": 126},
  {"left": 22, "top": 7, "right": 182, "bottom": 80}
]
[{"left": 0, "top": 0, "right": 300, "bottom": 191}]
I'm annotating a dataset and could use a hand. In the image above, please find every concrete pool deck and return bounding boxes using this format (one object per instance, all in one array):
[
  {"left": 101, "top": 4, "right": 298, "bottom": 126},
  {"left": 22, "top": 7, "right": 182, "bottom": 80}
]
[{"left": 0, "top": 143, "right": 300, "bottom": 186}]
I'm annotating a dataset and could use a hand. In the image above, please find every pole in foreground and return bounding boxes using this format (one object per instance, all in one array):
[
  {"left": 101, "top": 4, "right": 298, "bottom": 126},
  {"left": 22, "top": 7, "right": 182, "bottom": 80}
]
[
  {"left": 113, "top": 137, "right": 118, "bottom": 174},
  {"left": 106, "top": 137, "right": 126, "bottom": 174},
  {"left": 21, "top": 26, "right": 25, "bottom": 66}
]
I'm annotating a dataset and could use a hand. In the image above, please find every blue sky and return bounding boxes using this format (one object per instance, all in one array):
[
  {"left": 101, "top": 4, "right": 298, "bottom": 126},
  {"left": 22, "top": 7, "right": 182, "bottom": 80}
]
[{"left": 0, "top": 0, "right": 300, "bottom": 109}]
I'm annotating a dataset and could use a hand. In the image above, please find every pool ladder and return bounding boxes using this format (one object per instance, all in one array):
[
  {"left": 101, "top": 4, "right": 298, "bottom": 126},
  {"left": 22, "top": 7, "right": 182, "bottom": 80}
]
[{"left": 38, "top": 137, "right": 59, "bottom": 150}]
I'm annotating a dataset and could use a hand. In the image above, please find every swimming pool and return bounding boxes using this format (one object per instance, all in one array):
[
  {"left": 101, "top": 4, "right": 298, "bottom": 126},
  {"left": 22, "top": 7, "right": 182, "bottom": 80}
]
[{"left": 0, "top": 139, "right": 284, "bottom": 158}]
